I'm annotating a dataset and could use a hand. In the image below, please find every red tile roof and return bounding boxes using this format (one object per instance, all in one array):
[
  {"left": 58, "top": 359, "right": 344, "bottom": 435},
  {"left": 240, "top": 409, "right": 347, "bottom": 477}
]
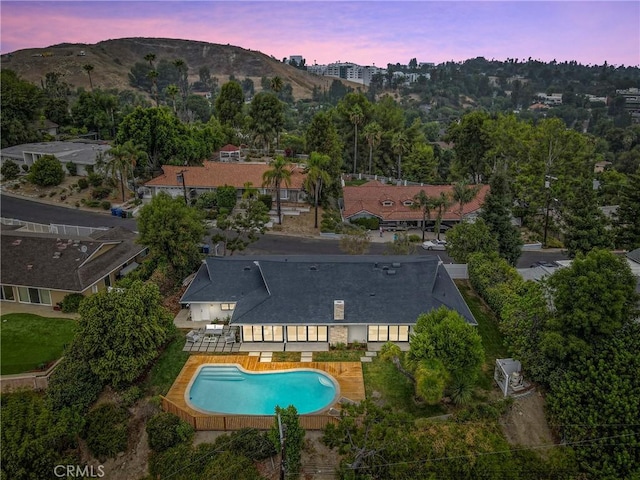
[
  {"left": 220, "top": 144, "right": 240, "bottom": 152},
  {"left": 343, "top": 181, "right": 489, "bottom": 221},
  {"left": 144, "top": 162, "right": 306, "bottom": 190}
]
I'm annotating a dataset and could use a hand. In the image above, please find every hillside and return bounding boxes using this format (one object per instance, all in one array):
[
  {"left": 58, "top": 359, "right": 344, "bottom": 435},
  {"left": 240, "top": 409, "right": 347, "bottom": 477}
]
[{"left": 1, "top": 37, "right": 342, "bottom": 100}]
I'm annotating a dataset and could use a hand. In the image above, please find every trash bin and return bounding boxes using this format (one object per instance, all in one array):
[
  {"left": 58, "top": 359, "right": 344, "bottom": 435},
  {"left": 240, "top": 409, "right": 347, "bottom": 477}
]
[
  {"left": 201, "top": 244, "right": 210, "bottom": 254},
  {"left": 113, "top": 208, "right": 123, "bottom": 217}
]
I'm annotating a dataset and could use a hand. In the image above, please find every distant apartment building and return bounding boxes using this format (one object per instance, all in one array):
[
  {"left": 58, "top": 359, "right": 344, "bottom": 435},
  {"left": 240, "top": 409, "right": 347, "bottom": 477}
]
[
  {"left": 307, "top": 61, "right": 387, "bottom": 86},
  {"left": 535, "top": 92, "right": 563, "bottom": 106},
  {"left": 616, "top": 88, "right": 640, "bottom": 113},
  {"left": 288, "top": 55, "right": 304, "bottom": 66}
]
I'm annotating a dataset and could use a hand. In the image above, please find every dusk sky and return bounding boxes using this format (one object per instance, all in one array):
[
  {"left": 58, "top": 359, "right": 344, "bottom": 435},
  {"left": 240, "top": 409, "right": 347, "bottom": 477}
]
[{"left": 1, "top": 1, "right": 639, "bottom": 67}]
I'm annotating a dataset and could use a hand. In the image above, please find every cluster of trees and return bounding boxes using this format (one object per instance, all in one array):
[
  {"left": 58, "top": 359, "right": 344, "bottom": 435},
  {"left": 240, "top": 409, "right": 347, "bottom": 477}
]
[
  {"left": 1, "top": 281, "right": 176, "bottom": 479},
  {"left": 468, "top": 249, "right": 640, "bottom": 478}
]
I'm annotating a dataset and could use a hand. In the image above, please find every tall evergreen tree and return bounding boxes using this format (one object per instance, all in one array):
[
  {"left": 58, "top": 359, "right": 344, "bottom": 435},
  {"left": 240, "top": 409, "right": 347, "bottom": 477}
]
[
  {"left": 562, "top": 181, "right": 613, "bottom": 257},
  {"left": 615, "top": 171, "right": 640, "bottom": 250},
  {"left": 480, "top": 172, "right": 522, "bottom": 265}
]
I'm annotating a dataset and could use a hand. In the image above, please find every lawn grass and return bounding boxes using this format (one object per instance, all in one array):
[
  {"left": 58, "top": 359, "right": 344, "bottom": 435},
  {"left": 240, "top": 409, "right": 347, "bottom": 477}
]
[
  {"left": 272, "top": 351, "right": 301, "bottom": 362},
  {"left": 455, "top": 280, "right": 508, "bottom": 390},
  {"left": 313, "top": 349, "right": 365, "bottom": 362},
  {"left": 0, "top": 313, "right": 78, "bottom": 375},
  {"left": 363, "top": 357, "right": 445, "bottom": 417},
  {"left": 143, "top": 331, "right": 190, "bottom": 396}
]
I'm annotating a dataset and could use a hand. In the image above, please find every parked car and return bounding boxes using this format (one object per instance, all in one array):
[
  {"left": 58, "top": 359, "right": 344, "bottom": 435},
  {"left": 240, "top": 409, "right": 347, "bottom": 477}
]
[{"left": 422, "top": 239, "right": 447, "bottom": 250}]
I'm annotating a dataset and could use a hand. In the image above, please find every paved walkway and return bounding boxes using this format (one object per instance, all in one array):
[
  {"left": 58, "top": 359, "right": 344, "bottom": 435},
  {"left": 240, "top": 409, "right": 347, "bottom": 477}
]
[{"left": 0, "top": 301, "right": 79, "bottom": 319}]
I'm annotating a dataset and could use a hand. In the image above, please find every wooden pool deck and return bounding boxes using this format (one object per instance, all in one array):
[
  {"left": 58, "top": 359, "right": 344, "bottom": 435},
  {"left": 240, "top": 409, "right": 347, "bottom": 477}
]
[{"left": 162, "top": 354, "right": 366, "bottom": 431}]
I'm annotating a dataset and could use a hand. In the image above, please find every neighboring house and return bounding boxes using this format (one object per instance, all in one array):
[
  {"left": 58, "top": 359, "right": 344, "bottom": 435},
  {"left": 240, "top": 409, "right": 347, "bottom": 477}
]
[
  {"left": 33, "top": 119, "right": 59, "bottom": 137},
  {"left": 181, "top": 255, "right": 476, "bottom": 349},
  {"left": 0, "top": 226, "right": 146, "bottom": 308},
  {"left": 218, "top": 144, "right": 243, "bottom": 162},
  {"left": 342, "top": 181, "right": 489, "bottom": 228},
  {"left": 143, "top": 162, "right": 308, "bottom": 204},
  {"left": 0, "top": 141, "right": 110, "bottom": 176}
]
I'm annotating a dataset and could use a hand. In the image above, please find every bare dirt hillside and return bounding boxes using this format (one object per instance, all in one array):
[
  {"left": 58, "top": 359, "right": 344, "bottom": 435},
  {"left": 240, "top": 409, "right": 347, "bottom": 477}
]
[{"left": 1, "top": 37, "right": 345, "bottom": 100}]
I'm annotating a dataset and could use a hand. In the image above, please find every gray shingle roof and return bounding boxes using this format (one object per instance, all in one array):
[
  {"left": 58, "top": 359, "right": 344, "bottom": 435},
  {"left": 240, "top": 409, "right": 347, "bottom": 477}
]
[
  {"left": 182, "top": 256, "right": 476, "bottom": 326},
  {"left": 0, "top": 141, "right": 110, "bottom": 165},
  {"left": 1, "top": 228, "right": 145, "bottom": 292}
]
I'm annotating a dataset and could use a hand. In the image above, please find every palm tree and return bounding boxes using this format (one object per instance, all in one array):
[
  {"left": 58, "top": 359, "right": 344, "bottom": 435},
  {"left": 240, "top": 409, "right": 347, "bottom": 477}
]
[
  {"left": 433, "top": 191, "right": 453, "bottom": 240},
  {"left": 349, "top": 105, "right": 363, "bottom": 174},
  {"left": 304, "top": 152, "right": 331, "bottom": 229},
  {"left": 173, "top": 59, "right": 189, "bottom": 110},
  {"left": 262, "top": 156, "right": 292, "bottom": 225},
  {"left": 270, "top": 76, "right": 283, "bottom": 93},
  {"left": 147, "top": 70, "right": 159, "bottom": 107},
  {"left": 411, "top": 190, "right": 438, "bottom": 241},
  {"left": 82, "top": 64, "right": 94, "bottom": 90},
  {"left": 106, "top": 141, "right": 148, "bottom": 202},
  {"left": 452, "top": 181, "right": 482, "bottom": 221},
  {"left": 242, "top": 181, "right": 258, "bottom": 199},
  {"left": 363, "top": 122, "right": 382, "bottom": 174},
  {"left": 144, "top": 53, "right": 156, "bottom": 68},
  {"left": 392, "top": 131, "right": 409, "bottom": 180},
  {"left": 166, "top": 84, "right": 179, "bottom": 114}
]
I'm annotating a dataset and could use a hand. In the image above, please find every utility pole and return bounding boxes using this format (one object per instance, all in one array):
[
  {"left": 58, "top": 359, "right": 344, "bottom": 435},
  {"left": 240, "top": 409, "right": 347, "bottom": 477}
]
[
  {"left": 278, "top": 413, "right": 286, "bottom": 480},
  {"left": 176, "top": 169, "right": 188, "bottom": 205}
]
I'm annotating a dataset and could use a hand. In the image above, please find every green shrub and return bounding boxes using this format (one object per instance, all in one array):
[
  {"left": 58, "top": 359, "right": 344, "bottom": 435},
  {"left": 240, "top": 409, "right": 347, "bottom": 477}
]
[
  {"left": 28, "top": 154, "right": 65, "bottom": 186},
  {"left": 47, "top": 343, "right": 104, "bottom": 411},
  {"left": 120, "top": 385, "right": 143, "bottom": 407},
  {"left": 194, "top": 191, "right": 217, "bottom": 209},
  {"left": 21, "top": 164, "right": 30, "bottom": 173},
  {"left": 228, "top": 428, "right": 277, "bottom": 460},
  {"left": 88, "top": 172, "right": 103, "bottom": 187},
  {"left": 83, "top": 403, "right": 130, "bottom": 460},
  {"left": 351, "top": 217, "right": 380, "bottom": 230},
  {"left": 146, "top": 412, "right": 194, "bottom": 452},
  {"left": 216, "top": 185, "right": 237, "bottom": 210},
  {"left": 1, "top": 159, "right": 20, "bottom": 180},
  {"left": 91, "top": 186, "right": 111, "bottom": 200},
  {"left": 408, "top": 234, "right": 421, "bottom": 243},
  {"left": 258, "top": 194, "right": 273, "bottom": 211},
  {"left": 85, "top": 199, "right": 101, "bottom": 208},
  {"left": 65, "top": 161, "right": 77, "bottom": 176},
  {"left": 101, "top": 200, "right": 111, "bottom": 210},
  {"left": 60, "top": 293, "right": 84, "bottom": 313},
  {"left": 77, "top": 178, "right": 89, "bottom": 190}
]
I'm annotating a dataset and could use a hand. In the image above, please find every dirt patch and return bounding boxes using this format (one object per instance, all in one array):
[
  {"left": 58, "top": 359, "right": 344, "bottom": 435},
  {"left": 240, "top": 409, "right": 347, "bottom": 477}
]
[
  {"left": 79, "top": 395, "right": 158, "bottom": 480},
  {"left": 500, "top": 391, "right": 555, "bottom": 456},
  {"left": 300, "top": 431, "right": 340, "bottom": 480},
  {"left": 276, "top": 206, "right": 323, "bottom": 237}
]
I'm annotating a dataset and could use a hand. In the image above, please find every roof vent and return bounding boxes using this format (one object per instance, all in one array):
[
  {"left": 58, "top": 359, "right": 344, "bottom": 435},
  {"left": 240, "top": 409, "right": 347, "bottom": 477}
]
[
  {"left": 333, "top": 300, "right": 344, "bottom": 321},
  {"left": 392, "top": 262, "right": 401, "bottom": 268},
  {"left": 310, "top": 265, "right": 317, "bottom": 271},
  {"left": 12, "top": 239, "right": 22, "bottom": 246},
  {"left": 243, "top": 266, "right": 251, "bottom": 271},
  {"left": 26, "top": 264, "right": 33, "bottom": 270},
  {"left": 382, "top": 266, "right": 389, "bottom": 271},
  {"left": 53, "top": 252, "right": 61, "bottom": 259},
  {"left": 387, "top": 269, "right": 396, "bottom": 275}
]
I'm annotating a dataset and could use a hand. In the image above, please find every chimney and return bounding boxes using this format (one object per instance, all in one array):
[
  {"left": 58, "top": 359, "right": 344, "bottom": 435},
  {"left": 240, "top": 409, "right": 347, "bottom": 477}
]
[{"left": 333, "top": 300, "right": 344, "bottom": 320}]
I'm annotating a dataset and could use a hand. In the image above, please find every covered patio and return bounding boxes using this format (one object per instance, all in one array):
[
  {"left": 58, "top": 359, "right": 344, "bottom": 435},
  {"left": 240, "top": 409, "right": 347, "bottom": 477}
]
[{"left": 182, "top": 325, "right": 241, "bottom": 353}]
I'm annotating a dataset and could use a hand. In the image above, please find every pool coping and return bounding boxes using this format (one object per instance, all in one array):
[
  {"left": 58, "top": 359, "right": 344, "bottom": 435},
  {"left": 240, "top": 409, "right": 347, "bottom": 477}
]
[
  {"left": 163, "top": 355, "right": 366, "bottom": 429},
  {"left": 184, "top": 363, "right": 342, "bottom": 416}
]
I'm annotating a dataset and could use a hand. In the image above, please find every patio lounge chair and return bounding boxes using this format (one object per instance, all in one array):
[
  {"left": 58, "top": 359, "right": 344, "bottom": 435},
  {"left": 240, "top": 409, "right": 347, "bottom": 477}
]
[
  {"left": 186, "top": 330, "right": 201, "bottom": 343},
  {"left": 224, "top": 334, "right": 236, "bottom": 344}
]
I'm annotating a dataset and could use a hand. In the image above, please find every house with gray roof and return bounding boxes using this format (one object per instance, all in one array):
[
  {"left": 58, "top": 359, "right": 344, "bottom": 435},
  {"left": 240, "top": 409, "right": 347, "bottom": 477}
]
[
  {"left": 0, "top": 226, "right": 146, "bottom": 308},
  {"left": 0, "top": 141, "right": 110, "bottom": 176},
  {"left": 181, "top": 255, "right": 476, "bottom": 350}
]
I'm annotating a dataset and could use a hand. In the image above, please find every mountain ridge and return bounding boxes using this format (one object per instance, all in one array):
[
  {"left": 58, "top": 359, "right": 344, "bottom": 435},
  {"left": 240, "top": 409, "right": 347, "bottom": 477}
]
[{"left": 1, "top": 37, "right": 344, "bottom": 100}]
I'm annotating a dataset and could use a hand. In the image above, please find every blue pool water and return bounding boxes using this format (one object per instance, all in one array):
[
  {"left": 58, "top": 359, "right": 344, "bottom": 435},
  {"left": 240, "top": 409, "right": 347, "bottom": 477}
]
[{"left": 187, "top": 365, "right": 339, "bottom": 415}]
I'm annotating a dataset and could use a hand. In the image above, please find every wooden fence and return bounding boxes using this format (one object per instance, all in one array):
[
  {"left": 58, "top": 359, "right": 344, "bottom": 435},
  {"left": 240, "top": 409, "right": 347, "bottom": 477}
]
[
  {"left": 161, "top": 395, "right": 339, "bottom": 431},
  {"left": 0, "top": 357, "right": 64, "bottom": 393}
]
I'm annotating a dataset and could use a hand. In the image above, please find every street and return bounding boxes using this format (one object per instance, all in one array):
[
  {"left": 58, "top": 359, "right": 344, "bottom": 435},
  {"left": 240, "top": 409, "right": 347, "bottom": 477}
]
[{"left": 1, "top": 193, "right": 568, "bottom": 267}]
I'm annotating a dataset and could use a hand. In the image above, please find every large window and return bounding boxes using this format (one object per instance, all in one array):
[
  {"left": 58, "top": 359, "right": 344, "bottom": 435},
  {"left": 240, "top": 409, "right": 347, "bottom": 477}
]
[
  {"left": 221, "top": 303, "right": 236, "bottom": 311},
  {"left": 1, "top": 285, "right": 15, "bottom": 301},
  {"left": 368, "top": 325, "right": 410, "bottom": 342},
  {"left": 17, "top": 287, "right": 52, "bottom": 305},
  {"left": 287, "top": 326, "right": 328, "bottom": 342},
  {"left": 242, "top": 325, "right": 284, "bottom": 342}
]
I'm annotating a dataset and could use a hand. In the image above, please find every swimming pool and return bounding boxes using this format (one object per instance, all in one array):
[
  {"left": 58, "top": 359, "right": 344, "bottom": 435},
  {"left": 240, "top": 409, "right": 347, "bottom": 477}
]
[{"left": 187, "top": 364, "right": 340, "bottom": 415}]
